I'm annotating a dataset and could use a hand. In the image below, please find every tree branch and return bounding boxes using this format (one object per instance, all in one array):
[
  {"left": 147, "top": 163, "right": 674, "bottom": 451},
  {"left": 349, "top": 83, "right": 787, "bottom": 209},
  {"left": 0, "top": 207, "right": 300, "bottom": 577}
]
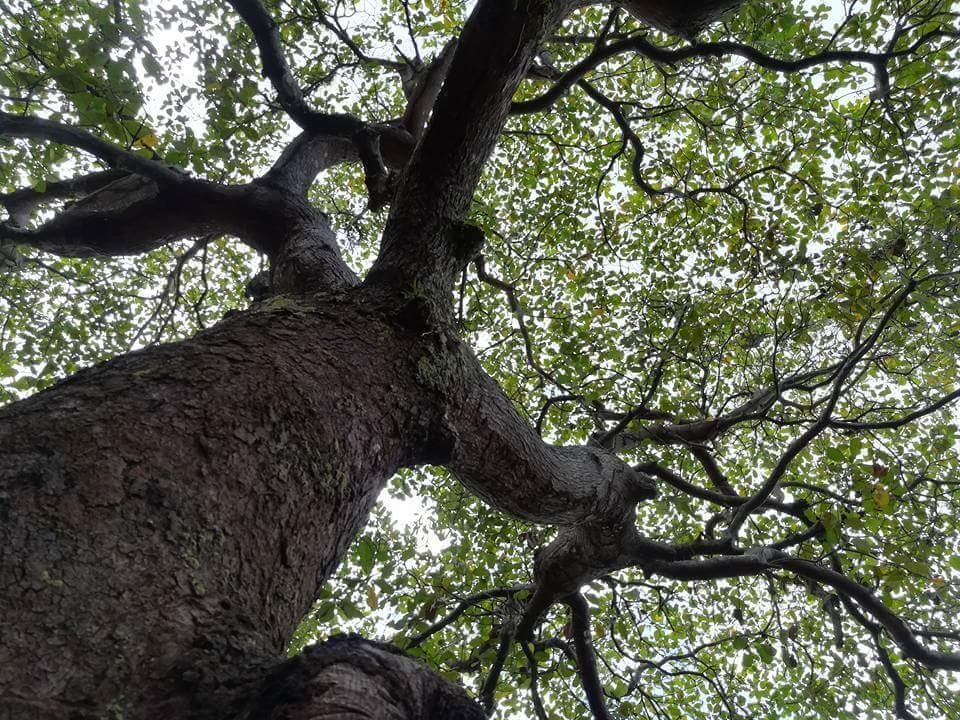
[
  {"left": 367, "top": 0, "right": 575, "bottom": 298},
  {"left": 726, "top": 280, "right": 918, "bottom": 539},
  {"left": 830, "top": 388, "right": 960, "bottom": 430},
  {"left": 255, "top": 41, "right": 456, "bottom": 198},
  {"left": 0, "top": 176, "right": 252, "bottom": 257},
  {"left": 0, "top": 111, "right": 185, "bottom": 185},
  {"left": 260, "top": 132, "right": 357, "bottom": 194},
  {"left": 566, "top": 592, "right": 612, "bottom": 720},
  {"left": 512, "top": 28, "right": 960, "bottom": 115},
  {"left": 641, "top": 549, "right": 960, "bottom": 671},
  {"left": 1, "top": 172, "right": 355, "bottom": 293},
  {"left": 225, "top": 0, "right": 362, "bottom": 135},
  {"left": 0, "top": 168, "right": 128, "bottom": 226},
  {"left": 404, "top": 585, "right": 532, "bottom": 649}
]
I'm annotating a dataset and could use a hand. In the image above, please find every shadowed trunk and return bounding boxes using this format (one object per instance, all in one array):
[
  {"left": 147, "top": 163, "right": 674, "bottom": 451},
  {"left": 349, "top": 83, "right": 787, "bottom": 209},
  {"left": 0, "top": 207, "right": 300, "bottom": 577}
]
[
  {"left": 0, "top": 0, "right": 763, "bottom": 717},
  {"left": 0, "top": 288, "right": 459, "bottom": 719}
]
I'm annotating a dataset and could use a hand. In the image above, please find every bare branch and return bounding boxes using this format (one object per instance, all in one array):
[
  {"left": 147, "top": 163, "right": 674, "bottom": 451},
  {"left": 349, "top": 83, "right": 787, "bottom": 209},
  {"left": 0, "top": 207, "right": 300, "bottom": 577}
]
[
  {"left": 398, "top": 39, "right": 458, "bottom": 138},
  {"left": 642, "top": 550, "right": 960, "bottom": 671},
  {"left": 726, "top": 281, "right": 919, "bottom": 538},
  {"left": 260, "top": 132, "right": 357, "bottom": 194},
  {"left": 404, "top": 585, "right": 532, "bottom": 649},
  {"left": 308, "top": 2, "right": 404, "bottom": 71},
  {"left": 830, "top": 388, "right": 960, "bottom": 430},
  {"left": 480, "top": 621, "right": 516, "bottom": 715}
]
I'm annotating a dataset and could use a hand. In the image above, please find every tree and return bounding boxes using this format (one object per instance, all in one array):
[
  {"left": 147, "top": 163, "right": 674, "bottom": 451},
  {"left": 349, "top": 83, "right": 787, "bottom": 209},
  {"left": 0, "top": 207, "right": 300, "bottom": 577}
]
[{"left": 1, "top": 0, "right": 960, "bottom": 717}]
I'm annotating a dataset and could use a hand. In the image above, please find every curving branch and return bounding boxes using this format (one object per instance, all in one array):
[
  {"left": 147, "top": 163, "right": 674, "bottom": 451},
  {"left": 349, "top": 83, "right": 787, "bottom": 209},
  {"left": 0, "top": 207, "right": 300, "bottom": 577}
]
[
  {"left": 259, "top": 131, "right": 358, "bottom": 194},
  {"left": 397, "top": 39, "right": 458, "bottom": 139},
  {"left": 830, "top": 388, "right": 960, "bottom": 430},
  {"left": 636, "top": 461, "right": 806, "bottom": 520},
  {"left": 0, "top": 111, "right": 186, "bottom": 185},
  {"left": 225, "top": 0, "right": 362, "bottom": 136},
  {"left": 308, "top": 3, "right": 405, "bottom": 72},
  {"left": 0, "top": 168, "right": 354, "bottom": 294},
  {"left": 512, "top": 27, "right": 960, "bottom": 115},
  {"left": 775, "top": 555, "right": 960, "bottom": 672},
  {"left": 519, "top": 641, "right": 549, "bottom": 720},
  {"left": 0, "top": 177, "right": 270, "bottom": 257},
  {"left": 404, "top": 584, "right": 532, "bottom": 649},
  {"left": 0, "top": 168, "right": 128, "bottom": 226},
  {"left": 474, "top": 253, "right": 571, "bottom": 393},
  {"left": 641, "top": 549, "right": 960, "bottom": 672},
  {"left": 250, "top": 28, "right": 456, "bottom": 201},
  {"left": 598, "top": 356, "right": 842, "bottom": 452},
  {"left": 479, "top": 621, "right": 516, "bottom": 715},
  {"left": 834, "top": 584, "right": 920, "bottom": 720},
  {"left": 726, "top": 280, "right": 918, "bottom": 538}
]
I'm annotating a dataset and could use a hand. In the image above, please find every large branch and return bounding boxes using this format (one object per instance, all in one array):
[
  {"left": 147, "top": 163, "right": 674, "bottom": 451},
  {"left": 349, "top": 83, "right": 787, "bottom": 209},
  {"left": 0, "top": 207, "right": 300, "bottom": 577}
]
[
  {"left": 367, "top": 0, "right": 575, "bottom": 298},
  {"left": 1, "top": 175, "right": 202, "bottom": 256},
  {"left": 0, "top": 168, "right": 128, "bottom": 226},
  {"left": 259, "top": 132, "right": 358, "bottom": 194},
  {"left": 446, "top": 341, "right": 655, "bottom": 527},
  {"left": 0, "top": 111, "right": 186, "bottom": 185},
  {"left": 225, "top": 0, "right": 362, "bottom": 136},
  {"left": 617, "top": 0, "right": 742, "bottom": 38},
  {"left": 0, "top": 293, "right": 457, "bottom": 715},
  {"left": 1, "top": 170, "right": 357, "bottom": 291},
  {"left": 0, "top": 174, "right": 279, "bottom": 257}
]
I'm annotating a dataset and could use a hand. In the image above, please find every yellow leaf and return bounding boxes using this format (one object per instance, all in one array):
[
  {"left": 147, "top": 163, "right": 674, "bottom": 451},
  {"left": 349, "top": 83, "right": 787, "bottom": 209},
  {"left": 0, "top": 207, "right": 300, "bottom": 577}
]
[
  {"left": 135, "top": 133, "right": 158, "bottom": 149},
  {"left": 873, "top": 484, "right": 890, "bottom": 509},
  {"left": 366, "top": 585, "right": 378, "bottom": 610}
]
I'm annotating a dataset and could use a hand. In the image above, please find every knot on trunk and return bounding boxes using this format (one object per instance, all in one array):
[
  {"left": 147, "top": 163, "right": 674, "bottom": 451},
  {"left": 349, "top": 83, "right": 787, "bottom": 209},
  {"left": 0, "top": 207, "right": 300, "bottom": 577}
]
[
  {"left": 622, "top": 0, "right": 744, "bottom": 39},
  {"left": 446, "top": 222, "right": 485, "bottom": 271},
  {"left": 555, "top": 445, "right": 656, "bottom": 525},
  {"left": 522, "top": 451, "right": 658, "bottom": 612},
  {"left": 239, "top": 634, "right": 485, "bottom": 719}
]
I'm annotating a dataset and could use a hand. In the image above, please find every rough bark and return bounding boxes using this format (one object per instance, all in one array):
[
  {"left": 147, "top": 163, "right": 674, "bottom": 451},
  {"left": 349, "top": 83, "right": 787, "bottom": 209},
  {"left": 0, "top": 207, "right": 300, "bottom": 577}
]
[
  {"left": 0, "top": 259, "right": 660, "bottom": 719},
  {"left": 0, "top": 287, "right": 452, "bottom": 719},
  {"left": 0, "top": 0, "right": 816, "bottom": 717},
  {"left": 236, "top": 635, "right": 485, "bottom": 719},
  {"left": 618, "top": 0, "right": 743, "bottom": 38}
]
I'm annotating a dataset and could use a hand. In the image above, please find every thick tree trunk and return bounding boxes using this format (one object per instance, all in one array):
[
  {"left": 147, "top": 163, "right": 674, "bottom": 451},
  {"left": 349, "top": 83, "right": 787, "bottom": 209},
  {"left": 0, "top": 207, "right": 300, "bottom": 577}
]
[
  {"left": 0, "top": 288, "right": 455, "bottom": 719},
  {"left": 0, "top": 1, "right": 757, "bottom": 715}
]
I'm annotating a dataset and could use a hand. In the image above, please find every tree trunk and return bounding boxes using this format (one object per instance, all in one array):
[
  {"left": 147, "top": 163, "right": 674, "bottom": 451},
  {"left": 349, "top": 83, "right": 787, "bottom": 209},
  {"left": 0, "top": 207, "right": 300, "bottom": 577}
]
[
  {"left": 0, "top": 288, "right": 462, "bottom": 719},
  {"left": 0, "top": 1, "right": 759, "bottom": 716}
]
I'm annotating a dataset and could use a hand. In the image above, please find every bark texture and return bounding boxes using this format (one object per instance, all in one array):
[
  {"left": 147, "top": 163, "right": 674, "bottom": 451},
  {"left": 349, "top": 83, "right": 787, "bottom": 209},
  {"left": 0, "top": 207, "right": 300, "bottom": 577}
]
[
  {"left": 237, "top": 635, "right": 485, "bottom": 719},
  {"left": 0, "top": 0, "right": 759, "bottom": 717},
  {"left": 0, "top": 289, "right": 450, "bottom": 719},
  {"left": 618, "top": 0, "right": 743, "bottom": 37}
]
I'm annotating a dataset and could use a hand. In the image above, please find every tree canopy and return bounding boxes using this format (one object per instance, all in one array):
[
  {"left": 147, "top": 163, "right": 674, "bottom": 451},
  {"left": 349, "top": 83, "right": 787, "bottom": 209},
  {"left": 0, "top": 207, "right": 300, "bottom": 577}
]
[{"left": 2, "top": 0, "right": 960, "bottom": 718}]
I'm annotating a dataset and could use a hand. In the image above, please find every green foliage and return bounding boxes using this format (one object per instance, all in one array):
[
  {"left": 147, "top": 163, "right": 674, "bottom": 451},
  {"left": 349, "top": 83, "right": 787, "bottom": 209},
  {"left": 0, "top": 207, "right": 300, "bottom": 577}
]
[{"left": 3, "top": 0, "right": 960, "bottom": 717}]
